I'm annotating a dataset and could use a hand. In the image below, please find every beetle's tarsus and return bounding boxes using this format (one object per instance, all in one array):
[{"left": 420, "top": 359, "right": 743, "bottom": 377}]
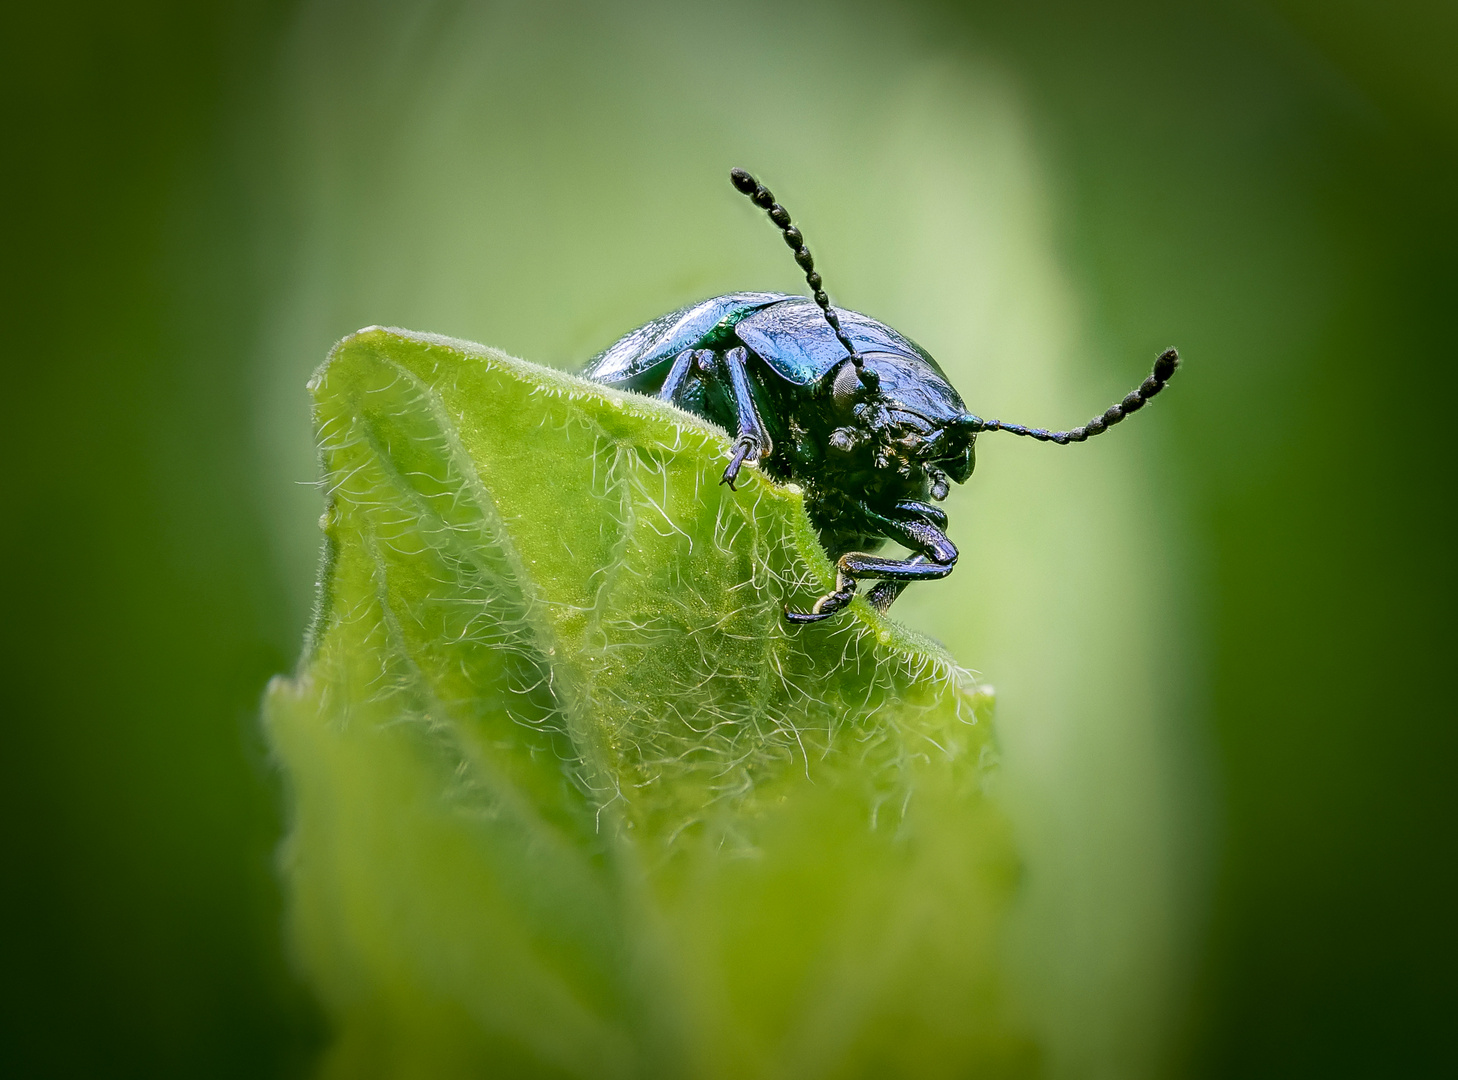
[
  {"left": 784, "top": 570, "right": 857, "bottom": 623},
  {"left": 784, "top": 605, "right": 835, "bottom": 624},
  {"left": 786, "top": 583, "right": 858, "bottom": 623},
  {"left": 720, "top": 435, "right": 761, "bottom": 489}
]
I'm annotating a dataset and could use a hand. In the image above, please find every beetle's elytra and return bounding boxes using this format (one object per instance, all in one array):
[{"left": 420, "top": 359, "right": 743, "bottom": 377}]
[{"left": 585, "top": 168, "right": 1179, "bottom": 623}]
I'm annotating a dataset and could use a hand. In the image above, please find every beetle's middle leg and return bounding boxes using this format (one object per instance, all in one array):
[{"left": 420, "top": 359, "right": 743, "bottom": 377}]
[
  {"left": 658, "top": 349, "right": 711, "bottom": 404},
  {"left": 718, "top": 346, "right": 773, "bottom": 490},
  {"left": 786, "top": 513, "right": 958, "bottom": 624}
]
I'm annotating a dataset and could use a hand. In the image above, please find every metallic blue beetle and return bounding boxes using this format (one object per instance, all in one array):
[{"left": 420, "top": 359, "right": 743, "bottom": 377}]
[{"left": 585, "top": 169, "right": 1179, "bottom": 623}]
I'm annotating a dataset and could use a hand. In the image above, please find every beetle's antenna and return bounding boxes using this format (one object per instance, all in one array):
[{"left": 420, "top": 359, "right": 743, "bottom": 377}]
[
  {"left": 972, "top": 348, "right": 1180, "bottom": 444},
  {"left": 730, "top": 168, "right": 878, "bottom": 390}
]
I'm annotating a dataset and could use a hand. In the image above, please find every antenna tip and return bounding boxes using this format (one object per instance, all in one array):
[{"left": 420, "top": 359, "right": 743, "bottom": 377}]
[
  {"left": 730, "top": 168, "right": 757, "bottom": 194},
  {"left": 1153, "top": 347, "right": 1180, "bottom": 382}
]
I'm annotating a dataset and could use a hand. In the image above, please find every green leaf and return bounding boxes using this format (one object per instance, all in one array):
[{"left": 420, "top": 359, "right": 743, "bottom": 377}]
[{"left": 265, "top": 327, "right": 1034, "bottom": 1079}]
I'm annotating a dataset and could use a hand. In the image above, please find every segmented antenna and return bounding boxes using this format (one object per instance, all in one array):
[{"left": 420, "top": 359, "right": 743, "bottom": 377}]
[
  {"left": 976, "top": 348, "right": 1180, "bottom": 444},
  {"left": 730, "top": 168, "right": 878, "bottom": 390}
]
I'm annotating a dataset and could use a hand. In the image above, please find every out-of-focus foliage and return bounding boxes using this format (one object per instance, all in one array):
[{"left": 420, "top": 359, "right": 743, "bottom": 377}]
[
  {"left": 5, "top": 1, "right": 1454, "bottom": 1078},
  {"left": 266, "top": 328, "right": 1028, "bottom": 1078}
]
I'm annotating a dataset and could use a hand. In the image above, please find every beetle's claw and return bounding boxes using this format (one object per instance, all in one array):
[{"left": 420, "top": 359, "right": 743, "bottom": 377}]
[{"left": 785, "top": 579, "right": 857, "bottom": 623}]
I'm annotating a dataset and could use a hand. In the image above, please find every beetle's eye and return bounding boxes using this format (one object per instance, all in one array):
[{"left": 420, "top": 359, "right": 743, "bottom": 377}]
[{"left": 830, "top": 361, "right": 862, "bottom": 412}]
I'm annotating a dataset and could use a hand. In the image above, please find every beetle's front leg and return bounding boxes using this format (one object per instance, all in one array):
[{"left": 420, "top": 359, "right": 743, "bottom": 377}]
[
  {"left": 866, "top": 558, "right": 926, "bottom": 613},
  {"left": 853, "top": 503, "right": 948, "bottom": 611},
  {"left": 786, "top": 514, "right": 958, "bottom": 623},
  {"left": 718, "top": 346, "right": 773, "bottom": 490}
]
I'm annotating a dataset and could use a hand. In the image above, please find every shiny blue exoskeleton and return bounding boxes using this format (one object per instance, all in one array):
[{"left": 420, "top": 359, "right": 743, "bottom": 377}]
[{"left": 585, "top": 170, "right": 1180, "bottom": 622}]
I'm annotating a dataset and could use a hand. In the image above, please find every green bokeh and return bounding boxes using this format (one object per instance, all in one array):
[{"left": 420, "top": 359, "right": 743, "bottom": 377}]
[{"left": 4, "top": 1, "right": 1453, "bottom": 1077}]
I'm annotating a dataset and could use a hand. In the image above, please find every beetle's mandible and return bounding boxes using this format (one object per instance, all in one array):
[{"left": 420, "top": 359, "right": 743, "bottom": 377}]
[{"left": 583, "top": 168, "right": 1180, "bottom": 623}]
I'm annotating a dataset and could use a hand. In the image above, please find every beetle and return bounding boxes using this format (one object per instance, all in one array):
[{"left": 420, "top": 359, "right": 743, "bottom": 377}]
[{"left": 584, "top": 168, "right": 1179, "bottom": 623}]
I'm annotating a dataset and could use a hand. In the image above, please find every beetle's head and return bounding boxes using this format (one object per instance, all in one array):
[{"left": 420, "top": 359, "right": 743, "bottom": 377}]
[{"left": 824, "top": 353, "right": 978, "bottom": 495}]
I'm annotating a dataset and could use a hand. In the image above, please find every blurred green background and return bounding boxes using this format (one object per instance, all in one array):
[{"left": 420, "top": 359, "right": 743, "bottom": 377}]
[{"left": 3, "top": 1, "right": 1453, "bottom": 1077}]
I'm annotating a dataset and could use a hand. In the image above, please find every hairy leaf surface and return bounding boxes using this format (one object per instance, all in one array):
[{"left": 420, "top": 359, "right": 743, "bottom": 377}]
[{"left": 266, "top": 327, "right": 1032, "bottom": 1079}]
